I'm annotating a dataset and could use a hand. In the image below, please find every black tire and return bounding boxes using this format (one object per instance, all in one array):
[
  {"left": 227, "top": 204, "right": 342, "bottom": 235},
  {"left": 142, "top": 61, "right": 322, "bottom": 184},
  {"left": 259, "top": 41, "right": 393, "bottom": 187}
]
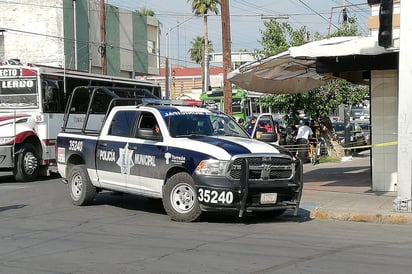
[
  {"left": 68, "top": 165, "right": 96, "bottom": 206},
  {"left": 254, "top": 209, "right": 286, "bottom": 219},
  {"left": 162, "top": 172, "right": 202, "bottom": 222},
  {"left": 14, "top": 143, "right": 40, "bottom": 182}
]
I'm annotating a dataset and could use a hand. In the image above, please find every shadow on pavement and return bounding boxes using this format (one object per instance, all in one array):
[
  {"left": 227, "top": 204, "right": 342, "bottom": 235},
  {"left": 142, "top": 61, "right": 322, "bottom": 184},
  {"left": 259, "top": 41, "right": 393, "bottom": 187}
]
[
  {"left": 91, "top": 191, "right": 312, "bottom": 224},
  {"left": 0, "top": 204, "right": 27, "bottom": 212},
  {"left": 304, "top": 166, "right": 371, "bottom": 187},
  {"left": 302, "top": 153, "right": 372, "bottom": 193}
]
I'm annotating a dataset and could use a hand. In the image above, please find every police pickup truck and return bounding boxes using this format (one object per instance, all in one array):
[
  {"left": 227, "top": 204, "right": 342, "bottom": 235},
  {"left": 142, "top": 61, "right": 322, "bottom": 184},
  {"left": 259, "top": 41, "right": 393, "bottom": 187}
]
[{"left": 56, "top": 89, "right": 303, "bottom": 222}]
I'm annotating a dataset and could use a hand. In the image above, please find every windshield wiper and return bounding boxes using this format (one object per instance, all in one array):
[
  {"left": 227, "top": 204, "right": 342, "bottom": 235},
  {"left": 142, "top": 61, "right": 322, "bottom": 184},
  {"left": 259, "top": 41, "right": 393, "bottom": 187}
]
[{"left": 175, "top": 133, "right": 208, "bottom": 138}]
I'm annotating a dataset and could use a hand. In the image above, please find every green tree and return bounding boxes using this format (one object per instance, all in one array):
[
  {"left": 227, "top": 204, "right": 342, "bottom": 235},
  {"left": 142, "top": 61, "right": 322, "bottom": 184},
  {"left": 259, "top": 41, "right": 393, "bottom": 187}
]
[
  {"left": 262, "top": 80, "right": 368, "bottom": 125},
  {"left": 258, "top": 20, "right": 308, "bottom": 57},
  {"left": 136, "top": 8, "right": 155, "bottom": 16},
  {"left": 328, "top": 16, "right": 361, "bottom": 38},
  {"left": 188, "top": 0, "right": 221, "bottom": 91},
  {"left": 259, "top": 16, "right": 368, "bottom": 157}
]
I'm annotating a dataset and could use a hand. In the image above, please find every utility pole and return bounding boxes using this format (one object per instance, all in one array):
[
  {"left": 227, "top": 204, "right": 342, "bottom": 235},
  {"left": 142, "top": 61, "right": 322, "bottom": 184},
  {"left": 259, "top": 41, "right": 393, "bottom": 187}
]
[
  {"left": 73, "top": 0, "right": 78, "bottom": 69},
  {"left": 221, "top": 0, "right": 232, "bottom": 116},
  {"left": 165, "top": 30, "right": 170, "bottom": 99},
  {"left": 100, "top": 0, "right": 107, "bottom": 74}
]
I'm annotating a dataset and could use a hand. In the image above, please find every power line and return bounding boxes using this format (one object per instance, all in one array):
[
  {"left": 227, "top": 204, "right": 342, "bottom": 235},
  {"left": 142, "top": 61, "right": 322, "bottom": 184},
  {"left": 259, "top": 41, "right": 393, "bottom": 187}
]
[{"left": 296, "top": 0, "right": 340, "bottom": 30}]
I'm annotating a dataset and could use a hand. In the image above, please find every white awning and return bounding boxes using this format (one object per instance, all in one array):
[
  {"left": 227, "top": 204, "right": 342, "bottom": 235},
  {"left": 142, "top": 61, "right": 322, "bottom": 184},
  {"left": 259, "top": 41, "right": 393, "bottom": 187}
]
[
  {"left": 289, "top": 36, "right": 388, "bottom": 58},
  {"left": 228, "top": 36, "right": 392, "bottom": 94}
]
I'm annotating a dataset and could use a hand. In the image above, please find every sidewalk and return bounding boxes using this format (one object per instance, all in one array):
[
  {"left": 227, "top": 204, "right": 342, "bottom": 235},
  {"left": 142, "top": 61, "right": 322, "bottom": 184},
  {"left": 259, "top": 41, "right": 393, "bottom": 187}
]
[{"left": 298, "top": 151, "right": 412, "bottom": 224}]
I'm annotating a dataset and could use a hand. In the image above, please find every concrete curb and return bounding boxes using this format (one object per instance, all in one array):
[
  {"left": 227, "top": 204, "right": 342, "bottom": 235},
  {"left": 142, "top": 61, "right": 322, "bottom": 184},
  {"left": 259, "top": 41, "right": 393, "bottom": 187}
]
[{"left": 310, "top": 209, "right": 412, "bottom": 224}]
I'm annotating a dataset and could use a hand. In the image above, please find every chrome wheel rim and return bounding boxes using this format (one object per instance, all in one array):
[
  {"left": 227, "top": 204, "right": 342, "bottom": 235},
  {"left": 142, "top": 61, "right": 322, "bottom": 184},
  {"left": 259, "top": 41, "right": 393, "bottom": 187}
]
[
  {"left": 170, "top": 183, "right": 195, "bottom": 213},
  {"left": 23, "top": 151, "right": 38, "bottom": 175},
  {"left": 71, "top": 172, "right": 83, "bottom": 200}
]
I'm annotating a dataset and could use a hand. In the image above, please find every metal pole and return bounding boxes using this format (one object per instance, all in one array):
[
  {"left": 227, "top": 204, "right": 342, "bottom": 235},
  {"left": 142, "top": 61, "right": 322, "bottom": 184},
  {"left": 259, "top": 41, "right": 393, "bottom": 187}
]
[
  {"left": 165, "top": 57, "right": 170, "bottom": 99},
  {"left": 73, "top": 0, "right": 78, "bottom": 69},
  {"left": 165, "top": 17, "right": 195, "bottom": 99},
  {"left": 100, "top": 0, "right": 106, "bottom": 74},
  {"left": 165, "top": 29, "right": 171, "bottom": 99}
]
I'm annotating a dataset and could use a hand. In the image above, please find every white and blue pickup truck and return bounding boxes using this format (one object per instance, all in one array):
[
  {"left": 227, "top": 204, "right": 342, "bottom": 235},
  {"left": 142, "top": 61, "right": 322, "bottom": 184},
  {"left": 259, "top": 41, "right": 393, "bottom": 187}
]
[{"left": 56, "top": 93, "right": 303, "bottom": 222}]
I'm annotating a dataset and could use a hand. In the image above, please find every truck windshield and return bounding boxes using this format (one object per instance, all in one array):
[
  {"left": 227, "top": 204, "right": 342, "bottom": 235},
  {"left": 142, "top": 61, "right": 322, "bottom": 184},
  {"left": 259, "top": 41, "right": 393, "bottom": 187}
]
[
  {"left": 165, "top": 112, "right": 250, "bottom": 138},
  {"left": 0, "top": 79, "right": 38, "bottom": 108}
]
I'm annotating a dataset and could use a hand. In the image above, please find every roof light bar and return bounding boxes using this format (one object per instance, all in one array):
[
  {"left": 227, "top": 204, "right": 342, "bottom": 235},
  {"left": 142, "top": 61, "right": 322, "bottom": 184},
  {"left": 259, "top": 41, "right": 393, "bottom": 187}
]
[{"left": 142, "top": 98, "right": 200, "bottom": 106}]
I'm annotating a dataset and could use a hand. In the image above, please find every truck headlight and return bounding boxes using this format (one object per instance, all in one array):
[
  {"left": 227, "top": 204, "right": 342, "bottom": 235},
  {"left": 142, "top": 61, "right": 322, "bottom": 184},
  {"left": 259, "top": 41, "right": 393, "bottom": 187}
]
[
  {"left": 195, "top": 159, "right": 228, "bottom": 176},
  {"left": 0, "top": 137, "right": 14, "bottom": 145}
]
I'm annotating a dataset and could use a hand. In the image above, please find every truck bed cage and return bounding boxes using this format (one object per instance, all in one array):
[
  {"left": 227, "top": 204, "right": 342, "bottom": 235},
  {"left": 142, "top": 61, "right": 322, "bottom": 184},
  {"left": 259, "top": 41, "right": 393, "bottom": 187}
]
[{"left": 61, "top": 86, "right": 157, "bottom": 134}]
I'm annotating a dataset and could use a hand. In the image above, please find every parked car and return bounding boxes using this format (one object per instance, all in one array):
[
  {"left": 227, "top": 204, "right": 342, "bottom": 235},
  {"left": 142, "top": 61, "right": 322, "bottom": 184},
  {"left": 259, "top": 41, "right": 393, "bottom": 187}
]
[
  {"left": 357, "top": 122, "right": 371, "bottom": 145},
  {"left": 333, "top": 122, "right": 367, "bottom": 150}
]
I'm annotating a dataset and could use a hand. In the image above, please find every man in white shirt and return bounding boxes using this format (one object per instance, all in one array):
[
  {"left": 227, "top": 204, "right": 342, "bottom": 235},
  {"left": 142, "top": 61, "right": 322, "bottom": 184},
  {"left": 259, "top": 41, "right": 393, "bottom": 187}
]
[
  {"left": 296, "top": 121, "right": 313, "bottom": 162},
  {"left": 296, "top": 121, "right": 313, "bottom": 141}
]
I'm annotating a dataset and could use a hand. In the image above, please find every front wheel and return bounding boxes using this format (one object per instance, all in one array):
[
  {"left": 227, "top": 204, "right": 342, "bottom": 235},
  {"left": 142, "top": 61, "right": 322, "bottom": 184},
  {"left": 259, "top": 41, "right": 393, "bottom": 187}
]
[
  {"left": 14, "top": 143, "right": 40, "bottom": 182},
  {"left": 68, "top": 165, "right": 96, "bottom": 206},
  {"left": 162, "top": 173, "right": 202, "bottom": 222}
]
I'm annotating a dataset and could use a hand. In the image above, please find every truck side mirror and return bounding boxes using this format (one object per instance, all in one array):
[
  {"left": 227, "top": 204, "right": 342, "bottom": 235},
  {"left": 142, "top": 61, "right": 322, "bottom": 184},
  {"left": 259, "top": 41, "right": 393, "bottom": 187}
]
[
  {"left": 258, "top": 132, "right": 277, "bottom": 142},
  {"left": 135, "top": 128, "right": 163, "bottom": 141}
]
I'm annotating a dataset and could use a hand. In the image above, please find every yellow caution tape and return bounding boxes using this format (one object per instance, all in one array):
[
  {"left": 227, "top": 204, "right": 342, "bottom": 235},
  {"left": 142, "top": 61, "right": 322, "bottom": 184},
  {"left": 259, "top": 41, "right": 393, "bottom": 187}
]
[
  {"left": 343, "top": 141, "right": 398, "bottom": 150},
  {"left": 280, "top": 141, "right": 398, "bottom": 152}
]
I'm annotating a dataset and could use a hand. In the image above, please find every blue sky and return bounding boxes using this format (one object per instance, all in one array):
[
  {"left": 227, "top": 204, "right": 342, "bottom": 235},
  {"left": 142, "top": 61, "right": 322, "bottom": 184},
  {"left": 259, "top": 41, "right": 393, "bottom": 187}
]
[{"left": 108, "top": 0, "right": 370, "bottom": 66}]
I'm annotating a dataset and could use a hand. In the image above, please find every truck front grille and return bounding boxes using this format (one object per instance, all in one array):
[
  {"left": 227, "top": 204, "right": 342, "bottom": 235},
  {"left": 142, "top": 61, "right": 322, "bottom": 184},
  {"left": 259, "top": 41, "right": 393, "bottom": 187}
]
[{"left": 228, "top": 154, "right": 295, "bottom": 181}]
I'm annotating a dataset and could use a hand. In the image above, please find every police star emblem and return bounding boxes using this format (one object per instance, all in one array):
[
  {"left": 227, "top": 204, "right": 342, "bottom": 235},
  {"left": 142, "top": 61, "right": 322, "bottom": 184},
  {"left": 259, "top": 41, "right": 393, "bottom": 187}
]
[{"left": 116, "top": 143, "right": 134, "bottom": 174}]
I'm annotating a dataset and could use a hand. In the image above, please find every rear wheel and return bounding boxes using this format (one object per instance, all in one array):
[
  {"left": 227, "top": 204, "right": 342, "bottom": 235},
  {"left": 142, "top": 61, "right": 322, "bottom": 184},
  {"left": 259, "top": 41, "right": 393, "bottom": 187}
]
[
  {"left": 14, "top": 143, "right": 39, "bottom": 182},
  {"left": 68, "top": 165, "right": 96, "bottom": 206},
  {"left": 162, "top": 172, "right": 202, "bottom": 222}
]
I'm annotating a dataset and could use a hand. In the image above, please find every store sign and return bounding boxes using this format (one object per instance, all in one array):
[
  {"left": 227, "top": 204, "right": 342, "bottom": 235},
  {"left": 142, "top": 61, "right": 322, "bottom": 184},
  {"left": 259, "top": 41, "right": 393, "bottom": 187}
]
[
  {"left": 1, "top": 80, "right": 34, "bottom": 88},
  {"left": 0, "top": 68, "right": 21, "bottom": 77}
]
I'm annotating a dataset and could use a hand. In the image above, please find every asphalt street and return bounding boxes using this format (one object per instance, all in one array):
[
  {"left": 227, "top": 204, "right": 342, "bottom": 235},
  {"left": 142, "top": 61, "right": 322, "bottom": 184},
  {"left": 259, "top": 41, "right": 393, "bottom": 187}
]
[
  {"left": 1, "top": 159, "right": 412, "bottom": 274},
  {"left": 1, "top": 174, "right": 412, "bottom": 274}
]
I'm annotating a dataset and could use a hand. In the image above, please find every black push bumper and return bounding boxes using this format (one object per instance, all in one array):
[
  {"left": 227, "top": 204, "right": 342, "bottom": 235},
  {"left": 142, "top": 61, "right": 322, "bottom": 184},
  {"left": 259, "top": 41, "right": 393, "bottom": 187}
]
[{"left": 193, "top": 158, "right": 303, "bottom": 217}]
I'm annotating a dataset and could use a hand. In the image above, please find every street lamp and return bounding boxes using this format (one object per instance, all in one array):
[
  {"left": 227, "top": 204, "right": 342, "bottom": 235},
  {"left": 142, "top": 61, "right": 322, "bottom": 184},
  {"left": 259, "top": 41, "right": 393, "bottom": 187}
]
[{"left": 165, "top": 16, "right": 195, "bottom": 99}]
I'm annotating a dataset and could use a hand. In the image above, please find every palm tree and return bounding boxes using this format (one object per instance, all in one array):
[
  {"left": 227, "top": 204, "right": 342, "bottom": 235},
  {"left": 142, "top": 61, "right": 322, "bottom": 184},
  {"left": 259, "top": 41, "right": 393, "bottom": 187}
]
[
  {"left": 189, "top": 36, "right": 214, "bottom": 63},
  {"left": 189, "top": 36, "right": 205, "bottom": 65},
  {"left": 188, "top": 0, "right": 221, "bottom": 91}
]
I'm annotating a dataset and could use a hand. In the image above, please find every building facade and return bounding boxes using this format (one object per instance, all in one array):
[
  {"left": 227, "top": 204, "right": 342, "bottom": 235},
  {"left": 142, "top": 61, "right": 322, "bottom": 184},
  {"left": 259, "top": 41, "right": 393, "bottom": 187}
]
[
  {"left": 0, "top": 0, "right": 160, "bottom": 77},
  {"left": 147, "top": 67, "right": 225, "bottom": 100},
  {"left": 147, "top": 52, "right": 259, "bottom": 99},
  {"left": 368, "top": 0, "right": 400, "bottom": 192}
]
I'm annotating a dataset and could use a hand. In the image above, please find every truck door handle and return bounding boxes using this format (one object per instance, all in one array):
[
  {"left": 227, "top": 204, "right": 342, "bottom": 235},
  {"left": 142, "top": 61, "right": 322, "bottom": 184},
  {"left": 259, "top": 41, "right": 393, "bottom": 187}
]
[
  {"left": 128, "top": 145, "right": 137, "bottom": 150},
  {"left": 98, "top": 143, "right": 107, "bottom": 148}
]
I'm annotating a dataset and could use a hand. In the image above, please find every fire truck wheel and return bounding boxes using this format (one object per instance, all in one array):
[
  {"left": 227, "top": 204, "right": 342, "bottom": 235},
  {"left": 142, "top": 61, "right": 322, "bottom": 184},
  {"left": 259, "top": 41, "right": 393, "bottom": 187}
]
[
  {"left": 162, "top": 172, "right": 202, "bottom": 222},
  {"left": 68, "top": 164, "right": 96, "bottom": 206},
  {"left": 14, "top": 143, "right": 40, "bottom": 182}
]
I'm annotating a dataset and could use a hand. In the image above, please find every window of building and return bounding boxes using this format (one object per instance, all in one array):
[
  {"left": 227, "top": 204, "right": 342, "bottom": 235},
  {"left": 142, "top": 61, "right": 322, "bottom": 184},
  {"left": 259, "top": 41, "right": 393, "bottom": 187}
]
[{"left": 147, "top": 40, "right": 156, "bottom": 54}]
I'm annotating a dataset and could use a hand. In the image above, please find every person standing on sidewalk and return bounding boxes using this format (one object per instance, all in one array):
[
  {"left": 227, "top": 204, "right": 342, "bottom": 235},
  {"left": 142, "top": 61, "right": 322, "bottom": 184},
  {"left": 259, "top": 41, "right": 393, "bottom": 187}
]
[{"left": 296, "top": 121, "right": 313, "bottom": 161}]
